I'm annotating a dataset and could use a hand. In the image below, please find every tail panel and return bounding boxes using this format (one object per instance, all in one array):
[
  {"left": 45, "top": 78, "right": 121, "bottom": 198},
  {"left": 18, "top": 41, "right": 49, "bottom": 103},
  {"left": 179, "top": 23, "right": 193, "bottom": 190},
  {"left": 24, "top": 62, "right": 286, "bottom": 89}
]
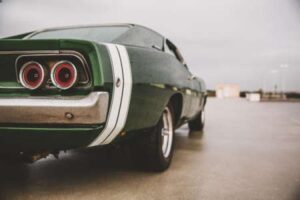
[{"left": 0, "top": 39, "right": 111, "bottom": 93}]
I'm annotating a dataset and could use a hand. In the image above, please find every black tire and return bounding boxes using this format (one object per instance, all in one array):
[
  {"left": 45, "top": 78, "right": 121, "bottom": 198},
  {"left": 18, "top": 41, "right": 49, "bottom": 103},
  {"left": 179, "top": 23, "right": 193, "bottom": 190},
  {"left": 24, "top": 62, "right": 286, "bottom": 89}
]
[
  {"left": 188, "top": 110, "right": 205, "bottom": 131},
  {"left": 132, "top": 103, "right": 175, "bottom": 172},
  {"left": 0, "top": 152, "right": 26, "bottom": 164}
]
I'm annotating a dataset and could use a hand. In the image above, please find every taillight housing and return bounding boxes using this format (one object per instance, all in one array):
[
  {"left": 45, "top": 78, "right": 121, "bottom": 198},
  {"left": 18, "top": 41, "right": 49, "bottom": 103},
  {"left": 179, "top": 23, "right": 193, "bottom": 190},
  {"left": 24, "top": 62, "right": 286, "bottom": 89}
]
[
  {"left": 19, "top": 61, "right": 45, "bottom": 90},
  {"left": 51, "top": 61, "right": 78, "bottom": 90},
  {"left": 16, "top": 52, "right": 90, "bottom": 90}
]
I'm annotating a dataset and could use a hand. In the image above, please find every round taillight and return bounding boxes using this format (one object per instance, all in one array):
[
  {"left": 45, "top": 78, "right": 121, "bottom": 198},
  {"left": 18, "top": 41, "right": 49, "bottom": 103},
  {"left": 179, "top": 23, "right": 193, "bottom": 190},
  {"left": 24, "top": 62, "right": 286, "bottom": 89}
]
[
  {"left": 51, "top": 61, "right": 78, "bottom": 90},
  {"left": 19, "top": 62, "right": 45, "bottom": 90}
]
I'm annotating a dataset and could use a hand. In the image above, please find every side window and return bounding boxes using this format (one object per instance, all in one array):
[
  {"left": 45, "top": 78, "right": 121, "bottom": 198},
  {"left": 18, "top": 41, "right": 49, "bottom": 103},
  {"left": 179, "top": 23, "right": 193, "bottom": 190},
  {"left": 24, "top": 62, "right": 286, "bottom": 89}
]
[
  {"left": 165, "top": 39, "right": 185, "bottom": 64},
  {"left": 164, "top": 40, "right": 177, "bottom": 57},
  {"left": 114, "top": 26, "right": 164, "bottom": 49}
]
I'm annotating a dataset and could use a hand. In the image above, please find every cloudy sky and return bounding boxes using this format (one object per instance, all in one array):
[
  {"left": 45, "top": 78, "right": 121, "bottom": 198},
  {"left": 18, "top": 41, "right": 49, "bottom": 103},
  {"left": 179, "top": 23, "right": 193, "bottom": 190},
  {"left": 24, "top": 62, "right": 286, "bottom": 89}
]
[{"left": 1, "top": 0, "right": 300, "bottom": 91}]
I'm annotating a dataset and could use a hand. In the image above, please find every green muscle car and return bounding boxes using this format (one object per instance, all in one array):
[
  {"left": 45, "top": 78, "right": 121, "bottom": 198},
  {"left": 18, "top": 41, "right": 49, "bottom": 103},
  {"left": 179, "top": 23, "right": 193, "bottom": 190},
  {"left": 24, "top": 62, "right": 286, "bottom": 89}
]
[{"left": 0, "top": 24, "right": 206, "bottom": 171}]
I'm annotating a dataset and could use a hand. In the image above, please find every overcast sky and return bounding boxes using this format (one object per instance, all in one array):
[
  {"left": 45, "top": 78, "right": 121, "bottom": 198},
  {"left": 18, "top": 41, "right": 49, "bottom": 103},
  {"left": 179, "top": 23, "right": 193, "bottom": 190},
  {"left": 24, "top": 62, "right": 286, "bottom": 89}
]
[{"left": 1, "top": 0, "right": 300, "bottom": 91}]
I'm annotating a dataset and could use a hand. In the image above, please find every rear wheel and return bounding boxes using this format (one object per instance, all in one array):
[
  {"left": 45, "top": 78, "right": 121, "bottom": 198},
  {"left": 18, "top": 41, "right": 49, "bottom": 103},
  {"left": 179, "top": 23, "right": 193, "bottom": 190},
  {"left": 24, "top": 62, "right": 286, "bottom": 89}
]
[
  {"left": 188, "top": 110, "right": 205, "bottom": 131},
  {"left": 133, "top": 103, "right": 175, "bottom": 171}
]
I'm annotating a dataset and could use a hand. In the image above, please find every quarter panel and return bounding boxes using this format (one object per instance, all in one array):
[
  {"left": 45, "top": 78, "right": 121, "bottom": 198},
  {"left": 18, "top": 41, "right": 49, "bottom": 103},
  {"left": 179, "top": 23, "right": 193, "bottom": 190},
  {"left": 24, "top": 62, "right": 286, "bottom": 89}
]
[{"left": 124, "top": 46, "right": 200, "bottom": 131}]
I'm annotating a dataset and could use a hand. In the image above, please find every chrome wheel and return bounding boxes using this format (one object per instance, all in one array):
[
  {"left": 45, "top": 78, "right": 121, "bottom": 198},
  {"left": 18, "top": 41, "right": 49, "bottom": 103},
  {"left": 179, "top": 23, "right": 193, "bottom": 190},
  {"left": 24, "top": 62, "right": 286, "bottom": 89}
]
[
  {"left": 132, "top": 103, "right": 175, "bottom": 171},
  {"left": 201, "top": 110, "right": 205, "bottom": 125},
  {"left": 161, "top": 107, "right": 173, "bottom": 158}
]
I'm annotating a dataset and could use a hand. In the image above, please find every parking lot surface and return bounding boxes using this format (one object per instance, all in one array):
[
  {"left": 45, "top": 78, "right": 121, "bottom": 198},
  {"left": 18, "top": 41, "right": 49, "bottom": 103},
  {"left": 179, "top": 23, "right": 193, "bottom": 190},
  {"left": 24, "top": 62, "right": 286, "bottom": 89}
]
[{"left": 0, "top": 98, "right": 300, "bottom": 200}]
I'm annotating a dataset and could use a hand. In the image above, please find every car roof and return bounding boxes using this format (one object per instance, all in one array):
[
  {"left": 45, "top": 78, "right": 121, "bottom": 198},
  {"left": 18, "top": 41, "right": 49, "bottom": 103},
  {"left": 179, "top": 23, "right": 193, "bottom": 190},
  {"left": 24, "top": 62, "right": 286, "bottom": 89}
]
[{"left": 27, "top": 23, "right": 165, "bottom": 49}]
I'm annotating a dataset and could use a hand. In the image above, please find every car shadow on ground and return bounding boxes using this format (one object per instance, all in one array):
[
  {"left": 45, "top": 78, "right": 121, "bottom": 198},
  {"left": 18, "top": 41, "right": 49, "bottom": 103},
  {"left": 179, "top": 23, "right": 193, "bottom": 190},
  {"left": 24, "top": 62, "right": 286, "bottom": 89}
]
[
  {"left": 0, "top": 127, "right": 205, "bottom": 199},
  {"left": 174, "top": 125, "right": 205, "bottom": 151}
]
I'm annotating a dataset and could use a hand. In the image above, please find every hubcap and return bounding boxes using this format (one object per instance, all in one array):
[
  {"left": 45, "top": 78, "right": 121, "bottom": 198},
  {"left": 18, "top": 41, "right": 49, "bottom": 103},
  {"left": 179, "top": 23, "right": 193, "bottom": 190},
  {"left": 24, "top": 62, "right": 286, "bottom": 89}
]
[{"left": 161, "top": 107, "right": 173, "bottom": 158}]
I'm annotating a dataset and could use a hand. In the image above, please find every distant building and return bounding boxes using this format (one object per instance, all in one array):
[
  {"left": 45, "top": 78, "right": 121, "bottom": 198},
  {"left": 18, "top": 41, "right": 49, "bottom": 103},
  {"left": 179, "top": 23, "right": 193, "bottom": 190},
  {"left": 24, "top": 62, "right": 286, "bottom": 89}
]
[
  {"left": 246, "top": 93, "right": 261, "bottom": 102},
  {"left": 216, "top": 84, "right": 240, "bottom": 98}
]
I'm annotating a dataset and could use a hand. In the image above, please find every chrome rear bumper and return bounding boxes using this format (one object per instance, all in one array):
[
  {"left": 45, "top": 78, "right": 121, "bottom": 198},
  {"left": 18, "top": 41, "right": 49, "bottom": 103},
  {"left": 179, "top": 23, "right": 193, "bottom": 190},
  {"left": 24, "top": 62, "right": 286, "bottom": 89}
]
[{"left": 0, "top": 92, "right": 109, "bottom": 124}]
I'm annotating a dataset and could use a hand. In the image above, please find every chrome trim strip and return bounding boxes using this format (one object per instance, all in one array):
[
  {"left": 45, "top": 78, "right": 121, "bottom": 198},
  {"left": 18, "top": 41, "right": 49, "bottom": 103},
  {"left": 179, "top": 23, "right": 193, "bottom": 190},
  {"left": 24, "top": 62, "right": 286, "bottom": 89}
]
[
  {"left": 0, "top": 85, "right": 23, "bottom": 89},
  {"left": 0, "top": 92, "right": 109, "bottom": 125},
  {"left": 0, "top": 50, "right": 59, "bottom": 55}
]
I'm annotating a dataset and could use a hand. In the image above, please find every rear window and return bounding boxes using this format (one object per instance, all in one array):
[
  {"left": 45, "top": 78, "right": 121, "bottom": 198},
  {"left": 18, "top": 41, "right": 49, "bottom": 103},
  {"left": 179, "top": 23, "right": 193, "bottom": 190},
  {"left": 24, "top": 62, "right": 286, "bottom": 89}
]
[{"left": 29, "top": 26, "right": 130, "bottom": 43}]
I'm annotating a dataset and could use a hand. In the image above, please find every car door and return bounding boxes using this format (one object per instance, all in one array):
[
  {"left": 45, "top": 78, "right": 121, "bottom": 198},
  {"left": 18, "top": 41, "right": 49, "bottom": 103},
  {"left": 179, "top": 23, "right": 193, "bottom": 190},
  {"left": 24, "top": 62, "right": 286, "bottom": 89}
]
[{"left": 164, "top": 39, "right": 201, "bottom": 118}]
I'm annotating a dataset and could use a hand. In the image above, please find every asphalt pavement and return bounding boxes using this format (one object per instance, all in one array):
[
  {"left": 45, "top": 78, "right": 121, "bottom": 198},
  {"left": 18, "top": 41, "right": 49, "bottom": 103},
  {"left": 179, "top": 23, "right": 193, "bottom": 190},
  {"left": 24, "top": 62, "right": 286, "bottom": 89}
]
[{"left": 0, "top": 98, "right": 300, "bottom": 200}]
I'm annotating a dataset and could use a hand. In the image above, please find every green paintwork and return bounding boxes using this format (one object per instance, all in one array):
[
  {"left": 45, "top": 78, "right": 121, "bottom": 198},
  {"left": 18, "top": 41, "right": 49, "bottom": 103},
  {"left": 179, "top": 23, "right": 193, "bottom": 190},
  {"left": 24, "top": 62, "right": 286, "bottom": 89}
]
[
  {"left": 0, "top": 24, "right": 206, "bottom": 153},
  {"left": 124, "top": 45, "right": 206, "bottom": 131},
  {"left": 0, "top": 125, "right": 104, "bottom": 152}
]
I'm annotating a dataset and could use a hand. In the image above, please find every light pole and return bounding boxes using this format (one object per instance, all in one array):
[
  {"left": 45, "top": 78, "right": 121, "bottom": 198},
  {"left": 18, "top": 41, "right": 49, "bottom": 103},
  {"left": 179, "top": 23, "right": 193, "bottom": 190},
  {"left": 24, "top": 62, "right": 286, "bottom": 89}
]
[
  {"left": 271, "top": 69, "right": 279, "bottom": 98},
  {"left": 280, "top": 64, "right": 288, "bottom": 99}
]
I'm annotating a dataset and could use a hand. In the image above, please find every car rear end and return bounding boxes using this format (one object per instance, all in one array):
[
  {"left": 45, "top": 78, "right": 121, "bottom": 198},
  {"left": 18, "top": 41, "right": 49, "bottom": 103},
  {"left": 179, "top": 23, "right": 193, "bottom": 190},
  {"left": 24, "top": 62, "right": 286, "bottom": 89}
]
[{"left": 0, "top": 39, "right": 113, "bottom": 156}]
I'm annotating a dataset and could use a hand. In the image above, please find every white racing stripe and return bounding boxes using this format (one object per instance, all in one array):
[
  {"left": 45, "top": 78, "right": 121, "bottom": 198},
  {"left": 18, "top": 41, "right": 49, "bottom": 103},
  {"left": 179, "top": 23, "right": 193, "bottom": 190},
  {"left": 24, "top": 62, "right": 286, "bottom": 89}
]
[
  {"left": 88, "top": 44, "right": 132, "bottom": 147},
  {"left": 102, "top": 45, "right": 132, "bottom": 144}
]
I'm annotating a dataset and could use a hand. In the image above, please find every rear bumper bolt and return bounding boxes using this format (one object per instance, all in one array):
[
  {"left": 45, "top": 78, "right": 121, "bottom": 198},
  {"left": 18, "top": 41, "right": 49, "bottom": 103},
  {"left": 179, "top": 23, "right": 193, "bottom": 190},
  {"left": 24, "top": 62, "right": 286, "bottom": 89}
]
[{"left": 65, "top": 112, "right": 74, "bottom": 120}]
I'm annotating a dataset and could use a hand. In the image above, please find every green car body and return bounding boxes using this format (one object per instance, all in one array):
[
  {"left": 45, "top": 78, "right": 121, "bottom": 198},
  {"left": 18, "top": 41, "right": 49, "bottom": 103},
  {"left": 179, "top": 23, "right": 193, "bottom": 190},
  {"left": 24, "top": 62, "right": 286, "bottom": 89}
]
[{"left": 0, "top": 24, "right": 206, "bottom": 158}]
